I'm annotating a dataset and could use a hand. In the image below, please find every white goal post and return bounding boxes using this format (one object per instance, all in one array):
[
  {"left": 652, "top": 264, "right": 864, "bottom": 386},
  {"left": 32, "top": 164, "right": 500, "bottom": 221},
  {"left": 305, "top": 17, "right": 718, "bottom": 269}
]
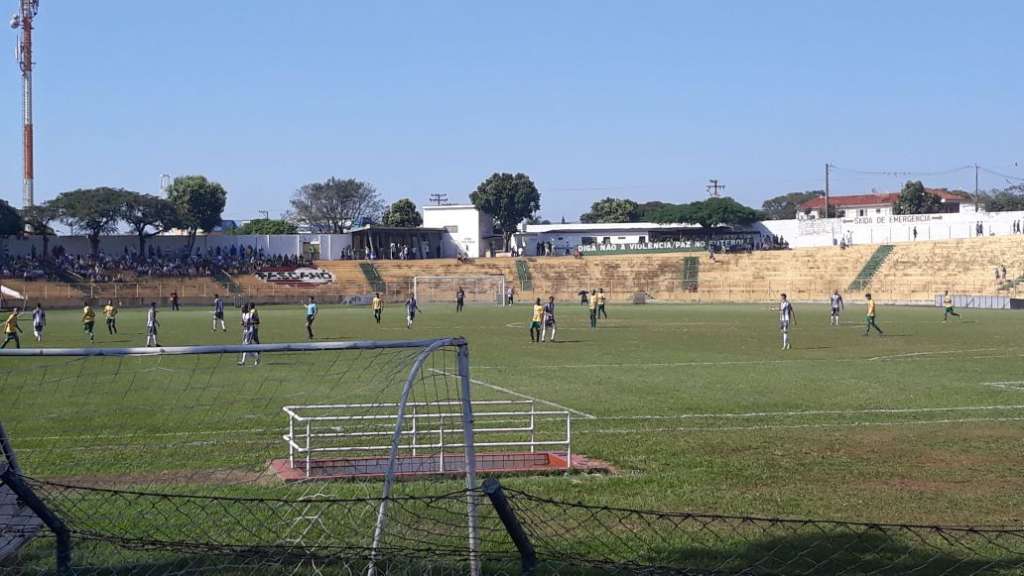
[
  {"left": 0, "top": 338, "right": 483, "bottom": 576},
  {"left": 413, "top": 275, "right": 507, "bottom": 306}
]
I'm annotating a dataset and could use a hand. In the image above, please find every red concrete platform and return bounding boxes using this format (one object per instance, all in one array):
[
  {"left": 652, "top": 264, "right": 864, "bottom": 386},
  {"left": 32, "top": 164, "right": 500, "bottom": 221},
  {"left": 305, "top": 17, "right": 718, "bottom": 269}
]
[{"left": 269, "top": 451, "right": 613, "bottom": 482}]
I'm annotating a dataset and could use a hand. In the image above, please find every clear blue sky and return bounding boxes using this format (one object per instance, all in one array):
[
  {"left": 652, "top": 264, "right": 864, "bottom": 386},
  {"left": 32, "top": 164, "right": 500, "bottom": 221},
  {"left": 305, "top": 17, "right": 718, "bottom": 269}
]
[{"left": 1, "top": 1, "right": 1022, "bottom": 222}]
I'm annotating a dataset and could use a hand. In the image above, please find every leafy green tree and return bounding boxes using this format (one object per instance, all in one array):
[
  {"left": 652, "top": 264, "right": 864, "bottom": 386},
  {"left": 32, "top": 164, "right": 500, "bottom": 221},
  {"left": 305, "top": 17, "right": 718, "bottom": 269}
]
[
  {"left": 470, "top": 172, "right": 541, "bottom": 250},
  {"left": 892, "top": 180, "right": 942, "bottom": 215},
  {"left": 636, "top": 201, "right": 682, "bottom": 222},
  {"left": 761, "top": 191, "right": 824, "bottom": 220},
  {"left": 382, "top": 198, "right": 423, "bottom": 227},
  {"left": 977, "top": 185, "right": 1024, "bottom": 212},
  {"left": 121, "top": 192, "right": 181, "bottom": 256},
  {"left": 290, "top": 178, "right": 383, "bottom": 233},
  {"left": 166, "top": 175, "right": 228, "bottom": 254},
  {"left": 21, "top": 202, "right": 59, "bottom": 258},
  {"left": 651, "top": 197, "right": 760, "bottom": 238},
  {"left": 52, "top": 187, "right": 130, "bottom": 256},
  {"left": 0, "top": 199, "right": 23, "bottom": 237},
  {"left": 580, "top": 197, "right": 640, "bottom": 223},
  {"left": 234, "top": 218, "right": 299, "bottom": 235}
]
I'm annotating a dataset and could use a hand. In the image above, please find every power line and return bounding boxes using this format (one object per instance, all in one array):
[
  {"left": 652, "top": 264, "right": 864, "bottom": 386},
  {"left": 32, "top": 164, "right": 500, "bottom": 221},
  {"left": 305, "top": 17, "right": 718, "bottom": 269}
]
[
  {"left": 978, "top": 166, "right": 1024, "bottom": 183},
  {"left": 828, "top": 164, "right": 973, "bottom": 178}
]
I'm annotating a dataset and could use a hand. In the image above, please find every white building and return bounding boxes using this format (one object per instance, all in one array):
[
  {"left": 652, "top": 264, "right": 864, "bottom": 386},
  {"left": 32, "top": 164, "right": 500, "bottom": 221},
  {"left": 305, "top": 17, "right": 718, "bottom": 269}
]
[
  {"left": 422, "top": 205, "right": 496, "bottom": 258},
  {"left": 515, "top": 222, "right": 714, "bottom": 256}
]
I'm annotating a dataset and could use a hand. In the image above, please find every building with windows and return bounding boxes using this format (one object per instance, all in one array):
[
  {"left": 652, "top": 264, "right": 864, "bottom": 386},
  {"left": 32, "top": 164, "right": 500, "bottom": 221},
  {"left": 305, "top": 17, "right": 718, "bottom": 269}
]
[
  {"left": 422, "top": 205, "right": 498, "bottom": 257},
  {"left": 797, "top": 189, "right": 970, "bottom": 220}
]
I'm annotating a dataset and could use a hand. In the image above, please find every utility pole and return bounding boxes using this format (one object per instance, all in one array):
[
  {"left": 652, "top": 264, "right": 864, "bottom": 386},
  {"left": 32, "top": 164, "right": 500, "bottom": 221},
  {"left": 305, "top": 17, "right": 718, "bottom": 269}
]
[
  {"left": 706, "top": 179, "right": 725, "bottom": 198},
  {"left": 824, "top": 163, "right": 831, "bottom": 218},
  {"left": 428, "top": 193, "right": 448, "bottom": 206},
  {"left": 974, "top": 163, "right": 979, "bottom": 211},
  {"left": 12, "top": 0, "right": 38, "bottom": 208}
]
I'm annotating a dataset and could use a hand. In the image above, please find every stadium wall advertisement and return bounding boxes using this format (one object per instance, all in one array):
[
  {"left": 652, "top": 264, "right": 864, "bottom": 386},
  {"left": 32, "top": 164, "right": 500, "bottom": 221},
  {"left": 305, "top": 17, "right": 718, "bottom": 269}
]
[{"left": 255, "top": 266, "right": 335, "bottom": 286}]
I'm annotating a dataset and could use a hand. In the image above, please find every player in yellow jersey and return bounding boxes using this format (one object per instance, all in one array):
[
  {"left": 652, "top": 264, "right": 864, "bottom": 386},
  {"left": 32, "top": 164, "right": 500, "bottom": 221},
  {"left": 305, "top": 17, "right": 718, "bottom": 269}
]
[
  {"left": 597, "top": 288, "right": 608, "bottom": 319},
  {"left": 864, "top": 293, "right": 883, "bottom": 336},
  {"left": 82, "top": 301, "right": 96, "bottom": 342},
  {"left": 1, "top": 307, "right": 22, "bottom": 349},
  {"left": 588, "top": 290, "right": 598, "bottom": 328},
  {"left": 103, "top": 299, "right": 119, "bottom": 334},
  {"left": 530, "top": 298, "right": 544, "bottom": 342},
  {"left": 372, "top": 293, "right": 383, "bottom": 324}
]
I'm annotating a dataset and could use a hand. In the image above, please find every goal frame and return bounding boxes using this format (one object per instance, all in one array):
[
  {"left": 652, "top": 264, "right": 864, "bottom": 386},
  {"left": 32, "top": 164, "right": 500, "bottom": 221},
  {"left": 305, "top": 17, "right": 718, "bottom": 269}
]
[
  {"left": 413, "top": 275, "right": 507, "bottom": 306},
  {"left": 0, "top": 337, "right": 482, "bottom": 576}
]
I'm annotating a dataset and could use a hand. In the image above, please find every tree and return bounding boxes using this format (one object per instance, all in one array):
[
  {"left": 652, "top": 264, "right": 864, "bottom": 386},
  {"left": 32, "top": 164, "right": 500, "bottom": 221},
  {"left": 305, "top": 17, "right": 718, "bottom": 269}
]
[
  {"left": 234, "top": 218, "right": 299, "bottom": 235},
  {"left": 892, "top": 180, "right": 941, "bottom": 215},
  {"left": 21, "top": 202, "right": 59, "bottom": 258},
  {"left": 761, "top": 191, "right": 824, "bottom": 220},
  {"left": 0, "top": 199, "right": 23, "bottom": 237},
  {"left": 382, "top": 198, "right": 423, "bottom": 227},
  {"left": 52, "top": 188, "right": 130, "bottom": 257},
  {"left": 290, "top": 178, "right": 383, "bottom": 233},
  {"left": 977, "top": 185, "right": 1024, "bottom": 212},
  {"left": 579, "top": 197, "right": 640, "bottom": 223},
  {"left": 166, "top": 175, "right": 228, "bottom": 254},
  {"left": 121, "top": 192, "right": 181, "bottom": 257},
  {"left": 651, "top": 197, "right": 760, "bottom": 237},
  {"left": 470, "top": 172, "right": 541, "bottom": 250}
]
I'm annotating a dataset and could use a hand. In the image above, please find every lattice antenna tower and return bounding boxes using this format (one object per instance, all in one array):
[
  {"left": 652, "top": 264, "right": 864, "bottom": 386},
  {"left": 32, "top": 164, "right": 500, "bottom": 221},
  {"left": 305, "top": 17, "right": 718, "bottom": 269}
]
[{"left": 11, "top": 0, "right": 38, "bottom": 208}]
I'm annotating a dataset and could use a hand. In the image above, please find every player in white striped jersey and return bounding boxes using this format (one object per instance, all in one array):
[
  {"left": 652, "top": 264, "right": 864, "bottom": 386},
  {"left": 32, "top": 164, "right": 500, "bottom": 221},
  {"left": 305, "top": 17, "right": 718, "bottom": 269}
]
[
  {"left": 779, "top": 293, "right": 795, "bottom": 350},
  {"left": 829, "top": 290, "right": 844, "bottom": 326}
]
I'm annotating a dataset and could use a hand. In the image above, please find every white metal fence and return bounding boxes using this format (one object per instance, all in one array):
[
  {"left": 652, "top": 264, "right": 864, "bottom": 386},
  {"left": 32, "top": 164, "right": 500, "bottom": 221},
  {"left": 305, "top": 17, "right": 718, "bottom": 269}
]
[{"left": 283, "top": 400, "right": 571, "bottom": 478}]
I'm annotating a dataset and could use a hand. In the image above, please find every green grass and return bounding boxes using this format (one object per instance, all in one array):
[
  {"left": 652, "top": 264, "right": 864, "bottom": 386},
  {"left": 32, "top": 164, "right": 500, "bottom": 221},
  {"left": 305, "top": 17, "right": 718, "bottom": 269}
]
[{"left": 4, "top": 300, "right": 1024, "bottom": 572}]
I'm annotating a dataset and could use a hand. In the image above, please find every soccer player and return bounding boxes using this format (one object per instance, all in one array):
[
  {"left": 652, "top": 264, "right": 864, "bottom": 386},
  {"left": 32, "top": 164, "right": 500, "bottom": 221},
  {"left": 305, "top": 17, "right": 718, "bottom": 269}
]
[
  {"left": 943, "top": 290, "right": 961, "bottom": 322},
  {"left": 82, "top": 301, "right": 96, "bottom": 342},
  {"left": 1, "top": 307, "right": 22, "bottom": 349},
  {"left": 829, "top": 289, "right": 844, "bottom": 326},
  {"left": 405, "top": 296, "right": 420, "bottom": 329},
  {"left": 542, "top": 296, "right": 557, "bottom": 342},
  {"left": 305, "top": 296, "right": 318, "bottom": 340},
  {"left": 170, "top": 291, "right": 180, "bottom": 311},
  {"left": 456, "top": 286, "right": 465, "bottom": 313},
  {"left": 779, "top": 293, "right": 795, "bottom": 350},
  {"left": 212, "top": 294, "right": 226, "bottom": 332},
  {"left": 31, "top": 303, "right": 45, "bottom": 342},
  {"left": 104, "top": 299, "right": 119, "bottom": 335},
  {"left": 597, "top": 288, "right": 608, "bottom": 319},
  {"left": 588, "top": 290, "right": 598, "bottom": 329},
  {"left": 864, "top": 293, "right": 884, "bottom": 336},
  {"left": 145, "top": 302, "right": 160, "bottom": 347},
  {"left": 530, "top": 298, "right": 544, "bottom": 342},
  {"left": 372, "top": 293, "right": 383, "bottom": 324},
  {"left": 239, "top": 303, "right": 261, "bottom": 366}
]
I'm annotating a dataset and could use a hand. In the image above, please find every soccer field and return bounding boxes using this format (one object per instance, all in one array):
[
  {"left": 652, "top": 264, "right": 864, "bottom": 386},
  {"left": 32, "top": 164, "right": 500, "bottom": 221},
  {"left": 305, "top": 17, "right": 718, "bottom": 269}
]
[{"left": 3, "top": 299, "right": 1023, "bottom": 530}]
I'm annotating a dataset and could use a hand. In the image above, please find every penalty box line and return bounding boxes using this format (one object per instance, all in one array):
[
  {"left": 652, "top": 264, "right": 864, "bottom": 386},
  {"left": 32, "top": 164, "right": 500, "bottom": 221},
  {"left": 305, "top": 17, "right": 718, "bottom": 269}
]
[
  {"left": 587, "top": 415, "right": 1024, "bottom": 435},
  {"left": 428, "top": 368, "right": 596, "bottom": 419},
  {"left": 589, "top": 404, "right": 1024, "bottom": 422}
]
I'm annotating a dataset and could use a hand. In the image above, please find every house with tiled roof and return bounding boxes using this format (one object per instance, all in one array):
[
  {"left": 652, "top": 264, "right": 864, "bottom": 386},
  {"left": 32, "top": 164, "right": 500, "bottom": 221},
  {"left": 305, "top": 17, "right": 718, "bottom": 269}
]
[{"left": 797, "top": 188, "right": 970, "bottom": 219}]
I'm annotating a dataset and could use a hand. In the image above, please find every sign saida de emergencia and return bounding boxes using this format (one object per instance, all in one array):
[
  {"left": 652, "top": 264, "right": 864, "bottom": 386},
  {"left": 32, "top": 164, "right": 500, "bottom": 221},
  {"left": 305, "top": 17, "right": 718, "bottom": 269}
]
[{"left": 255, "top": 267, "right": 335, "bottom": 286}]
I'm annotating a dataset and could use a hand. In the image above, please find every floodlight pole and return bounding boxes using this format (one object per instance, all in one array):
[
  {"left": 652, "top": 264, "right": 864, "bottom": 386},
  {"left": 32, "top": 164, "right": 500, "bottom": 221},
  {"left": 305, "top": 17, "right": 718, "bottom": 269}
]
[{"left": 15, "top": 0, "right": 38, "bottom": 208}]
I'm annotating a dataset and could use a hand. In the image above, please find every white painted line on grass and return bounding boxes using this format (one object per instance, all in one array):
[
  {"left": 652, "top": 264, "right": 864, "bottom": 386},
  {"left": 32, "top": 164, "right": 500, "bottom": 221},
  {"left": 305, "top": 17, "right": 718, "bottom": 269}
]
[
  {"left": 588, "top": 416, "right": 1024, "bottom": 435},
  {"left": 590, "top": 404, "right": 1024, "bottom": 422},
  {"left": 473, "top": 348, "right": 1024, "bottom": 371},
  {"left": 868, "top": 347, "right": 1001, "bottom": 361},
  {"left": 428, "top": 368, "right": 596, "bottom": 420},
  {"left": 981, "top": 381, "right": 1024, "bottom": 391}
]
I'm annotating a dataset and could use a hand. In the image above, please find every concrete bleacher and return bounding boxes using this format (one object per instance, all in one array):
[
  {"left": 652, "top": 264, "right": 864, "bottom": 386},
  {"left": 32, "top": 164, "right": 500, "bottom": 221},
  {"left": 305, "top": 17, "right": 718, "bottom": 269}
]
[
  {"left": 868, "top": 236, "right": 1024, "bottom": 303},
  {"left": 9, "top": 237, "right": 1024, "bottom": 308}
]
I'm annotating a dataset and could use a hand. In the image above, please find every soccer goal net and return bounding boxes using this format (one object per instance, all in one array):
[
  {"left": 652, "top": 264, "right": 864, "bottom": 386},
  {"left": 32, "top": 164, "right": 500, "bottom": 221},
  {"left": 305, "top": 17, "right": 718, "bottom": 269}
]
[
  {"left": 0, "top": 339, "right": 503, "bottom": 575},
  {"left": 413, "top": 275, "right": 507, "bottom": 306}
]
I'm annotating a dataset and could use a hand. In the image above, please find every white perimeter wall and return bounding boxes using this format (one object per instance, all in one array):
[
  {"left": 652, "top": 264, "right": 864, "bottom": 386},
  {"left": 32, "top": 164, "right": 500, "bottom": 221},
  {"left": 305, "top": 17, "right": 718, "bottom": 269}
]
[{"left": 758, "top": 210, "right": 1024, "bottom": 248}]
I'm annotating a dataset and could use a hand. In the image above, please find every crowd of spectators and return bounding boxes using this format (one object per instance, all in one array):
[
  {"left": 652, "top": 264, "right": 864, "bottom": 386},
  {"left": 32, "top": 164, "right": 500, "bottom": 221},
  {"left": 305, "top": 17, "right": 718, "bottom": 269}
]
[{"left": 0, "top": 244, "right": 312, "bottom": 282}]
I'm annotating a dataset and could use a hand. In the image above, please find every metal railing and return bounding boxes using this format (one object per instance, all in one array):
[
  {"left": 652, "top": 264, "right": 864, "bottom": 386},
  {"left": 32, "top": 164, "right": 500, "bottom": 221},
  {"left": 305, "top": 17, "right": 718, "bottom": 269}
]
[{"left": 282, "top": 400, "right": 572, "bottom": 477}]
